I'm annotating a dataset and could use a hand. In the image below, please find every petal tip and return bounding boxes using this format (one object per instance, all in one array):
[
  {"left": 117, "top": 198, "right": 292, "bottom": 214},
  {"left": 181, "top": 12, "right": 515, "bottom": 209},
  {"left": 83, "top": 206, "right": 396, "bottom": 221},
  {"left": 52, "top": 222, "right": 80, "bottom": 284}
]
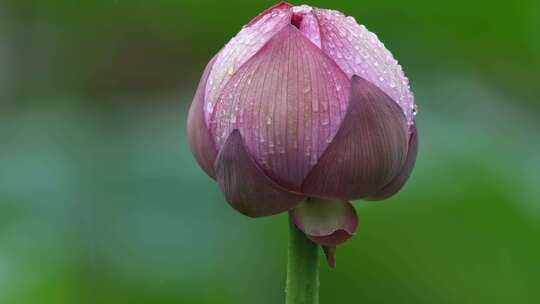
[{"left": 215, "top": 130, "right": 305, "bottom": 217}]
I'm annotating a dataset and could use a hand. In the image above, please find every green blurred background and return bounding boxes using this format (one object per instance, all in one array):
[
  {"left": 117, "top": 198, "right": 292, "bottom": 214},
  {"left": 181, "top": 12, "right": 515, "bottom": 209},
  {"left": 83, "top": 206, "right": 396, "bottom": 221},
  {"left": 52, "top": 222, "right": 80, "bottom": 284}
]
[{"left": 1, "top": 0, "right": 539, "bottom": 303}]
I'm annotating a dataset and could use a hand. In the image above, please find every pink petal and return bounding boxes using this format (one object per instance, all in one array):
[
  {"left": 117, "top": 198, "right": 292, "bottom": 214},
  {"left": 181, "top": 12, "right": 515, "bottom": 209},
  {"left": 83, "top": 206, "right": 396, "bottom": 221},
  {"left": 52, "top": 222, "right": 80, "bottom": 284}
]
[
  {"left": 187, "top": 55, "right": 219, "bottom": 178},
  {"left": 292, "top": 198, "right": 358, "bottom": 246},
  {"left": 367, "top": 124, "right": 419, "bottom": 200},
  {"left": 246, "top": 2, "right": 293, "bottom": 27},
  {"left": 204, "top": 4, "right": 293, "bottom": 124},
  {"left": 291, "top": 5, "right": 322, "bottom": 48},
  {"left": 215, "top": 130, "right": 305, "bottom": 217},
  {"left": 313, "top": 9, "right": 416, "bottom": 124},
  {"left": 302, "top": 76, "right": 409, "bottom": 200},
  {"left": 210, "top": 25, "right": 351, "bottom": 190}
]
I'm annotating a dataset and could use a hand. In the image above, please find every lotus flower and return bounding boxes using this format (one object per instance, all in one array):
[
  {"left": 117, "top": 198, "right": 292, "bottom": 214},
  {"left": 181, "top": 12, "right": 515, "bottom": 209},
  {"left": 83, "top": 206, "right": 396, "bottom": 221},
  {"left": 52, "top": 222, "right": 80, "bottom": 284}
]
[{"left": 187, "top": 2, "right": 418, "bottom": 258}]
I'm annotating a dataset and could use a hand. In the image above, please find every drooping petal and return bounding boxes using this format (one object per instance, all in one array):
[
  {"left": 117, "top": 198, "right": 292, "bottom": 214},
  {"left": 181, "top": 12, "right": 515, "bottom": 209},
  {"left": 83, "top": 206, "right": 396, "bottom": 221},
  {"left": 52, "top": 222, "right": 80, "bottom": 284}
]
[
  {"left": 210, "top": 25, "right": 351, "bottom": 190},
  {"left": 187, "top": 56, "right": 219, "bottom": 178},
  {"left": 204, "top": 3, "right": 293, "bottom": 123},
  {"left": 292, "top": 198, "right": 358, "bottom": 246},
  {"left": 214, "top": 130, "right": 305, "bottom": 218},
  {"left": 302, "top": 76, "right": 408, "bottom": 200},
  {"left": 367, "top": 124, "right": 419, "bottom": 200},
  {"left": 313, "top": 8, "right": 416, "bottom": 125}
]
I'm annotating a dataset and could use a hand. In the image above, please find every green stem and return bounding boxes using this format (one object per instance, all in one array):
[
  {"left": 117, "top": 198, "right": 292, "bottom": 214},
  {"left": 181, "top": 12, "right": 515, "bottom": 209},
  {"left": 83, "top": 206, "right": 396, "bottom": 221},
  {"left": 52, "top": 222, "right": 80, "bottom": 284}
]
[{"left": 286, "top": 212, "right": 320, "bottom": 304}]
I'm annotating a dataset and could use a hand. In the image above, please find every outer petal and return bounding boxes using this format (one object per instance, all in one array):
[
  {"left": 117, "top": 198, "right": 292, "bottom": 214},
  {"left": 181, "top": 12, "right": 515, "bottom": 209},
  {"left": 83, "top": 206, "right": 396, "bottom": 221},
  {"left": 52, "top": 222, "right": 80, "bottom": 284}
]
[
  {"left": 302, "top": 76, "right": 408, "bottom": 200},
  {"left": 313, "top": 8, "right": 416, "bottom": 125},
  {"left": 187, "top": 56, "right": 219, "bottom": 178},
  {"left": 204, "top": 4, "right": 293, "bottom": 122},
  {"left": 292, "top": 198, "right": 358, "bottom": 246},
  {"left": 210, "top": 25, "right": 351, "bottom": 191},
  {"left": 367, "top": 124, "right": 419, "bottom": 200},
  {"left": 215, "top": 130, "right": 305, "bottom": 218},
  {"left": 247, "top": 2, "right": 293, "bottom": 27}
]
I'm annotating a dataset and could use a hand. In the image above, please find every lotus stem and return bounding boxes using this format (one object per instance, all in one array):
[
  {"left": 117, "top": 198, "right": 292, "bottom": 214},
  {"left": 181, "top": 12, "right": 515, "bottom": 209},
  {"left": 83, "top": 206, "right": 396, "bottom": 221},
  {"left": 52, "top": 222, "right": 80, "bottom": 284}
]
[{"left": 286, "top": 211, "right": 320, "bottom": 304}]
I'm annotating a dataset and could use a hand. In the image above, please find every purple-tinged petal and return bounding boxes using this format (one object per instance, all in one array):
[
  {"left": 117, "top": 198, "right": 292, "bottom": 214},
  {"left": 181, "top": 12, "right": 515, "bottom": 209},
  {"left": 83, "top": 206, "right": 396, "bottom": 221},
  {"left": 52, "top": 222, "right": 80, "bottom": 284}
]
[
  {"left": 309, "top": 230, "right": 353, "bottom": 246},
  {"left": 367, "top": 124, "right": 419, "bottom": 200},
  {"left": 313, "top": 9, "right": 416, "bottom": 125},
  {"left": 204, "top": 4, "right": 293, "bottom": 123},
  {"left": 215, "top": 130, "right": 305, "bottom": 218},
  {"left": 292, "top": 198, "right": 357, "bottom": 246},
  {"left": 187, "top": 56, "right": 219, "bottom": 178},
  {"left": 302, "top": 76, "right": 408, "bottom": 200},
  {"left": 210, "top": 25, "right": 351, "bottom": 190}
]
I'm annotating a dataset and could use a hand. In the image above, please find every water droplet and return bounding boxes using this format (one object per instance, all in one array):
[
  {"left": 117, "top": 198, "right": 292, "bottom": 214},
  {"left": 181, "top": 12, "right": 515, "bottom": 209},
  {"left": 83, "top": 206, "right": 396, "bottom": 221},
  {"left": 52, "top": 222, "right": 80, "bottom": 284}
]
[
  {"left": 266, "top": 116, "right": 272, "bottom": 125},
  {"left": 303, "top": 87, "right": 311, "bottom": 93},
  {"left": 293, "top": 4, "right": 312, "bottom": 14},
  {"left": 321, "top": 117, "right": 329, "bottom": 126},
  {"left": 413, "top": 104, "right": 419, "bottom": 116},
  {"left": 336, "top": 83, "right": 342, "bottom": 91}
]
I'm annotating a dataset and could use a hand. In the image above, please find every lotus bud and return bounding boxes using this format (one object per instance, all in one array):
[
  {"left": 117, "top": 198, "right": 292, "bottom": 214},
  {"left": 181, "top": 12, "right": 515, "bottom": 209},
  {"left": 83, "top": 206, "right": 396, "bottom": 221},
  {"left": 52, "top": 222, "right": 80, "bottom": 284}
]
[{"left": 187, "top": 2, "right": 419, "bottom": 259}]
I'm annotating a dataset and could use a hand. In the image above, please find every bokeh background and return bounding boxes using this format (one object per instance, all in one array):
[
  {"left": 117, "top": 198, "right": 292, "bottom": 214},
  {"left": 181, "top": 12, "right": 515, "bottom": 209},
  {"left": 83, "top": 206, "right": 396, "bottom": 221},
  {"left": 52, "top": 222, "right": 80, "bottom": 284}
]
[{"left": 1, "top": 0, "right": 540, "bottom": 303}]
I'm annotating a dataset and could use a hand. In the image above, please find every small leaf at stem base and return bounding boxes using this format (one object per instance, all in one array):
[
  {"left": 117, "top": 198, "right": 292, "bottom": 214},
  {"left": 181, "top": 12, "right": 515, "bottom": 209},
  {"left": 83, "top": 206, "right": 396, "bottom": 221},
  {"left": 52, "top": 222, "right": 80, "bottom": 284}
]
[{"left": 323, "top": 246, "right": 336, "bottom": 268}]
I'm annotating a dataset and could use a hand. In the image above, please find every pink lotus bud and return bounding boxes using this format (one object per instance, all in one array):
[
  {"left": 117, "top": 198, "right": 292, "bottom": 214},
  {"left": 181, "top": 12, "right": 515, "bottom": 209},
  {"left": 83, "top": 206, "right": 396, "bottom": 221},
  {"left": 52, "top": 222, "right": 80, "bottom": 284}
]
[{"left": 187, "top": 2, "right": 418, "bottom": 248}]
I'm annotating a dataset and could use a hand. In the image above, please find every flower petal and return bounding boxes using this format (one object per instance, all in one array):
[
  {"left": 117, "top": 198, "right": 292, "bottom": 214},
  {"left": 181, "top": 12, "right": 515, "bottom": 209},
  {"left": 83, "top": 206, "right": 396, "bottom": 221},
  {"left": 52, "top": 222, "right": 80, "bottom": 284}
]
[
  {"left": 204, "top": 4, "right": 293, "bottom": 123},
  {"left": 302, "top": 76, "right": 409, "bottom": 200},
  {"left": 246, "top": 2, "right": 293, "bottom": 28},
  {"left": 210, "top": 25, "right": 351, "bottom": 190},
  {"left": 291, "top": 5, "right": 322, "bottom": 48},
  {"left": 292, "top": 198, "right": 358, "bottom": 246},
  {"left": 313, "top": 8, "right": 416, "bottom": 124},
  {"left": 214, "top": 130, "right": 305, "bottom": 218},
  {"left": 367, "top": 124, "right": 419, "bottom": 200},
  {"left": 187, "top": 56, "right": 219, "bottom": 178}
]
